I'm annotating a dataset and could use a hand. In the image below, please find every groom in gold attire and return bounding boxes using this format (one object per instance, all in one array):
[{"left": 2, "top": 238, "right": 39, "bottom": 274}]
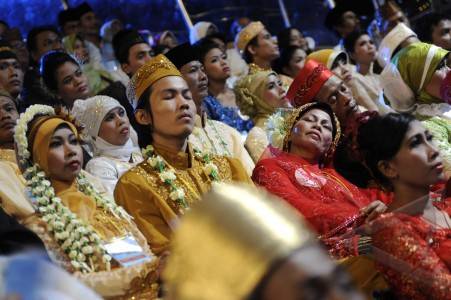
[{"left": 114, "top": 54, "right": 251, "bottom": 255}]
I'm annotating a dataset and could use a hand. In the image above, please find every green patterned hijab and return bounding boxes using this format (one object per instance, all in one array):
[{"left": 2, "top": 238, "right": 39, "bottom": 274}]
[{"left": 394, "top": 42, "right": 449, "bottom": 104}]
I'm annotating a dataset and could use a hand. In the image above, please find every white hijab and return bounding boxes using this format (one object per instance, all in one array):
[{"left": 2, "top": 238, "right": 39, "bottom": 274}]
[
  {"left": 189, "top": 21, "right": 218, "bottom": 44},
  {"left": 71, "top": 95, "right": 140, "bottom": 159}
]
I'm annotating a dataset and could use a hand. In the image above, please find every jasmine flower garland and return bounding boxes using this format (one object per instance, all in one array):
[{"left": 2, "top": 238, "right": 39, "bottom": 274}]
[
  {"left": 15, "top": 105, "right": 131, "bottom": 273},
  {"left": 141, "top": 145, "right": 220, "bottom": 209}
]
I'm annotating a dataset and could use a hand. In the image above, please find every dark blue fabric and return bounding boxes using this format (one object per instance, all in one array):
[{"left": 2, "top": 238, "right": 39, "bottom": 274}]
[{"left": 202, "top": 96, "right": 254, "bottom": 133}]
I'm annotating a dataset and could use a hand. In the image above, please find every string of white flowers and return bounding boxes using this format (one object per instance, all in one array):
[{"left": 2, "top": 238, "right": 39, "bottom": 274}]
[
  {"left": 14, "top": 104, "right": 130, "bottom": 273},
  {"left": 77, "top": 172, "right": 131, "bottom": 221},
  {"left": 23, "top": 164, "right": 112, "bottom": 273},
  {"left": 142, "top": 145, "right": 220, "bottom": 209}
]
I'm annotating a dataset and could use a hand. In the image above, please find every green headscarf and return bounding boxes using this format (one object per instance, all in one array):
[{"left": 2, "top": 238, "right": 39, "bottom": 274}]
[
  {"left": 62, "top": 33, "right": 113, "bottom": 94},
  {"left": 394, "top": 42, "right": 449, "bottom": 104},
  {"left": 62, "top": 34, "right": 77, "bottom": 54},
  {"left": 234, "top": 70, "right": 277, "bottom": 124}
]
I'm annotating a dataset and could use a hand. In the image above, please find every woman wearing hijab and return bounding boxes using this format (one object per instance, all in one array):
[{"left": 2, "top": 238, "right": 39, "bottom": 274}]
[
  {"left": 62, "top": 34, "right": 116, "bottom": 95},
  {"left": 235, "top": 69, "right": 290, "bottom": 162},
  {"left": 381, "top": 42, "right": 451, "bottom": 177},
  {"left": 252, "top": 102, "right": 389, "bottom": 297},
  {"left": 13, "top": 104, "right": 157, "bottom": 298},
  {"left": 71, "top": 96, "right": 143, "bottom": 195}
]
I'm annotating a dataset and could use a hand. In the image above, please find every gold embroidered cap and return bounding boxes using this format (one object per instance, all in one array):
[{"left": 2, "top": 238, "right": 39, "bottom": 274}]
[
  {"left": 235, "top": 21, "right": 265, "bottom": 52},
  {"left": 163, "top": 183, "right": 315, "bottom": 300},
  {"left": 130, "top": 54, "right": 182, "bottom": 105}
]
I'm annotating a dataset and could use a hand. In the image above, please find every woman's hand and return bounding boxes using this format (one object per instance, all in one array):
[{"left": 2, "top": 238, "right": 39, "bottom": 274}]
[{"left": 361, "top": 200, "right": 387, "bottom": 222}]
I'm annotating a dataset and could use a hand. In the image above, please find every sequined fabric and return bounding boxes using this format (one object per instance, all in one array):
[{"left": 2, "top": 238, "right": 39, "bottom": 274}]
[
  {"left": 369, "top": 201, "right": 451, "bottom": 300},
  {"left": 202, "top": 96, "right": 253, "bottom": 133},
  {"left": 252, "top": 151, "right": 373, "bottom": 236},
  {"left": 114, "top": 142, "right": 252, "bottom": 255}
]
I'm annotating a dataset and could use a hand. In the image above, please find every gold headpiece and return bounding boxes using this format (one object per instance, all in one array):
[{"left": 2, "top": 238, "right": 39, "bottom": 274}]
[
  {"left": 235, "top": 21, "right": 265, "bottom": 52},
  {"left": 130, "top": 54, "right": 181, "bottom": 102},
  {"left": 281, "top": 103, "right": 341, "bottom": 163},
  {"left": 0, "top": 46, "right": 13, "bottom": 53},
  {"left": 163, "top": 183, "right": 315, "bottom": 300},
  {"left": 234, "top": 70, "right": 276, "bottom": 120}
]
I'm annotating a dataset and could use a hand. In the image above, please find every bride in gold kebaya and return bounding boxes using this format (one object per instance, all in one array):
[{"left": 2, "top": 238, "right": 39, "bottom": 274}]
[{"left": 14, "top": 105, "right": 158, "bottom": 299}]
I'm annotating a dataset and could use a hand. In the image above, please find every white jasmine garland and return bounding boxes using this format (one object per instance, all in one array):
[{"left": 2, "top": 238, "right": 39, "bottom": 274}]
[
  {"left": 169, "top": 188, "right": 185, "bottom": 201},
  {"left": 14, "top": 105, "right": 134, "bottom": 273},
  {"left": 141, "top": 145, "right": 221, "bottom": 209},
  {"left": 159, "top": 170, "right": 177, "bottom": 183}
]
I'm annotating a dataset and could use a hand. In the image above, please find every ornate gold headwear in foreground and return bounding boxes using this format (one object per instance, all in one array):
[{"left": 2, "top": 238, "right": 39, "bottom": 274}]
[
  {"left": 163, "top": 183, "right": 315, "bottom": 300},
  {"left": 235, "top": 21, "right": 265, "bottom": 53},
  {"left": 129, "top": 54, "right": 181, "bottom": 107}
]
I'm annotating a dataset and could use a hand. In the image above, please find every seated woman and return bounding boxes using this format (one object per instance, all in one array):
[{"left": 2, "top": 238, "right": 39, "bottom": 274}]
[
  {"left": 307, "top": 49, "right": 389, "bottom": 113},
  {"left": 253, "top": 102, "right": 386, "bottom": 241},
  {"left": 234, "top": 70, "right": 290, "bottom": 162},
  {"left": 381, "top": 42, "right": 451, "bottom": 176},
  {"left": 272, "top": 45, "right": 307, "bottom": 86},
  {"left": 195, "top": 39, "right": 253, "bottom": 133},
  {"left": 252, "top": 102, "right": 390, "bottom": 296},
  {"left": 154, "top": 31, "right": 178, "bottom": 54},
  {"left": 344, "top": 31, "right": 386, "bottom": 111},
  {"left": 40, "top": 51, "right": 91, "bottom": 110},
  {"left": 62, "top": 33, "right": 116, "bottom": 95},
  {"left": 71, "top": 95, "right": 143, "bottom": 195},
  {"left": 356, "top": 113, "right": 450, "bottom": 299},
  {"left": 277, "top": 27, "right": 311, "bottom": 54},
  {"left": 13, "top": 104, "right": 158, "bottom": 298}
]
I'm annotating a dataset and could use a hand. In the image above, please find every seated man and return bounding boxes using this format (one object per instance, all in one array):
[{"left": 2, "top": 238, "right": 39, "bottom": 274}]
[
  {"left": 416, "top": 13, "right": 451, "bottom": 51},
  {"left": 0, "top": 42, "right": 23, "bottom": 104},
  {"left": 235, "top": 21, "right": 279, "bottom": 72},
  {"left": 21, "top": 25, "right": 64, "bottom": 111},
  {"left": 114, "top": 54, "right": 252, "bottom": 255},
  {"left": 166, "top": 42, "right": 255, "bottom": 175}
]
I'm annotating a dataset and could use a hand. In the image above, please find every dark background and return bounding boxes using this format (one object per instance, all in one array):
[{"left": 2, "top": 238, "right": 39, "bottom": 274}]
[{"left": 0, "top": 0, "right": 445, "bottom": 46}]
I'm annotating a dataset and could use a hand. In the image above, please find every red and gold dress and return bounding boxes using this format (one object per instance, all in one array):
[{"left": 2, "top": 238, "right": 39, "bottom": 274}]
[
  {"left": 252, "top": 150, "right": 386, "bottom": 238},
  {"left": 252, "top": 150, "right": 392, "bottom": 296},
  {"left": 369, "top": 199, "right": 451, "bottom": 300}
]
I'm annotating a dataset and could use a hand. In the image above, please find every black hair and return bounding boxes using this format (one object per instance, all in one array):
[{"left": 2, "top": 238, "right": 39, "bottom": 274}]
[
  {"left": 0, "top": 40, "right": 18, "bottom": 60},
  {"left": 272, "top": 45, "right": 302, "bottom": 76},
  {"left": 356, "top": 113, "right": 415, "bottom": 189},
  {"left": 277, "top": 27, "right": 299, "bottom": 50},
  {"left": 416, "top": 13, "right": 450, "bottom": 43},
  {"left": 112, "top": 29, "right": 148, "bottom": 65},
  {"left": 135, "top": 86, "right": 153, "bottom": 148},
  {"left": 0, "top": 20, "right": 9, "bottom": 29},
  {"left": 330, "top": 52, "right": 348, "bottom": 70},
  {"left": 26, "top": 25, "right": 60, "bottom": 53},
  {"left": 194, "top": 38, "right": 223, "bottom": 64},
  {"left": 243, "top": 35, "right": 259, "bottom": 64},
  {"left": 343, "top": 30, "right": 367, "bottom": 54},
  {"left": 40, "top": 51, "right": 80, "bottom": 91},
  {"left": 204, "top": 32, "right": 227, "bottom": 45}
]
